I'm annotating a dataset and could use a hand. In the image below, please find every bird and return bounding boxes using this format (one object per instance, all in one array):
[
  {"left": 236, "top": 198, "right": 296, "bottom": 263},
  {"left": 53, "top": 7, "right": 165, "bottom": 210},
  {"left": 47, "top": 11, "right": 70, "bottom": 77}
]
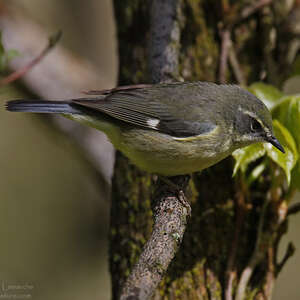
[{"left": 6, "top": 81, "right": 284, "bottom": 176}]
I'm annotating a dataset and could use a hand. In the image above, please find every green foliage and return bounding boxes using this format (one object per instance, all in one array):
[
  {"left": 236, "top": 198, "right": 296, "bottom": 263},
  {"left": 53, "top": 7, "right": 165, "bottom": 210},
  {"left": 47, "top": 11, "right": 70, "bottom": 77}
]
[
  {"left": 0, "top": 31, "right": 19, "bottom": 74},
  {"left": 264, "top": 121, "right": 298, "bottom": 185},
  {"left": 272, "top": 95, "right": 300, "bottom": 152},
  {"left": 232, "top": 143, "right": 265, "bottom": 177},
  {"left": 233, "top": 82, "right": 300, "bottom": 192},
  {"left": 248, "top": 82, "right": 283, "bottom": 109},
  {"left": 247, "top": 162, "right": 266, "bottom": 186}
]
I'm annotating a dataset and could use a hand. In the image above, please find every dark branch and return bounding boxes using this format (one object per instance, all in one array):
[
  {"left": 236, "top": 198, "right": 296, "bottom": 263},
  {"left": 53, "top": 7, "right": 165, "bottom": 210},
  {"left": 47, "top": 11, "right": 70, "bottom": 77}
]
[
  {"left": 287, "top": 202, "right": 300, "bottom": 216},
  {"left": 149, "top": 0, "right": 183, "bottom": 83},
  {"left": 120, "top": 1, "right": 187, "bottom": 299},
  {"left": 120, "top": 177, "right": 190, "bottom": 299},
  {"left": 235, "top": 198, "right": 269, "bottom": 300},
  {"left": 218, "top": 0, "right": 272, "bottom": 84},
  {"left": 225, "top": 187, "right": 246, "bottom": 300},
  {"left": 276, "top": 242, "right": 295, "bottom": 275},
  {"left": 241, "top": 0, "right": 272, "bottom": 20}
]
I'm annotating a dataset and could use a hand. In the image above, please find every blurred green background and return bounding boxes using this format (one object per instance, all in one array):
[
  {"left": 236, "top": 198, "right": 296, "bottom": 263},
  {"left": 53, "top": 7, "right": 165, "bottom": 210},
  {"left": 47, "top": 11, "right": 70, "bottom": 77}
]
[{"left": 0, "top": 1, "right": 299, "bottom": 299}]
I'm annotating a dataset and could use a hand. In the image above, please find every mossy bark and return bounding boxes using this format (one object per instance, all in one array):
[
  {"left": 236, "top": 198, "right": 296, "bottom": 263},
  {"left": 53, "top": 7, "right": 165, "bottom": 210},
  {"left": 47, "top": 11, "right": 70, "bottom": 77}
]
[{"left": 109, "top": 1, "right": 292, "bottom": 299}]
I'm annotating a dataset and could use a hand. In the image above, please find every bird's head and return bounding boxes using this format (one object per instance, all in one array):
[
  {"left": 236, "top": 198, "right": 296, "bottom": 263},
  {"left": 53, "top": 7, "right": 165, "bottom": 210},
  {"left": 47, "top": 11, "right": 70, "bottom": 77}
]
[{"left": 224, "top": 86, "right": 285, "bottom": 153}]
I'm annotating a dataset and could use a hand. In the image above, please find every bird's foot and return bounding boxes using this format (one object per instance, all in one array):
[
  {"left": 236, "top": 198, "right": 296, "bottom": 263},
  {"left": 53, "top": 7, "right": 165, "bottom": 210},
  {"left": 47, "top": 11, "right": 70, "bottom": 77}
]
[
  {"left": 178, "top": 189, "right": 192, "bottom": 217},
  {"left": 159, "top": 175, "right": 191, "bottom": 217}
]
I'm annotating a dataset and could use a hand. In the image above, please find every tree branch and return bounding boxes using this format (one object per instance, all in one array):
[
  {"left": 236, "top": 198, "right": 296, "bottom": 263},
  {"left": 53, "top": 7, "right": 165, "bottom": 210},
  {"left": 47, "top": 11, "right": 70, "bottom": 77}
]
[
  {"left": 0, "top": 1, "right": 115, "bottom": 182},
  {"left": 228, "top": 45, "right": 246, "bottom": 86},
  {"left": 218, "top": 29, "right": 231, "bottom": 84},
  {"left": 119, "top": 1, "right": 187, "bottom": 299},
  {"left": 241, "top": 0, "right": 272, "bottom": 20},
  {"left": 235, "top": 198, "right": 269, "bottom": 300},
  {"left": 149, "top": 0, "right": 183, "bottom": 83},
  {"left": 120, "top": 177, "right": 190, "bottom": 299},
  {"left": 218, "top": 0, "right": 273, "bottom": 85},
  {"left": 287, "top": 202, "right": 300, "bottom": 216},
  {"left": 0, "top": 30, "right": 62, "bottom": 86},
  {"left": 225, "top": 187, "right": 246, "bottom": 300},
  {"left": 276, "top": 242, "right": 295, "bottom": 275}
]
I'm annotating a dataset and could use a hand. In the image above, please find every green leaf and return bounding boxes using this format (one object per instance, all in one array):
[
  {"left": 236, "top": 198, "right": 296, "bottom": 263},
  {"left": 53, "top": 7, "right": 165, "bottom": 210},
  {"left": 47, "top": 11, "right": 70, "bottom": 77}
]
[
  {"left": 249, "top": 82, "right": 283, "bottom": 110},
  {"left": 247, "top": 162, "right": 267, "bottom": 186},
  {"left": 264, "top": 120, "right": 298, "bottom": 185},
  {"left": 272, "top": 95, "right": 300, "bottom": 152},
  {"left": 286, "top": 98, "right": 300, "bottom": 151},
  {"left": 232, "top": 143, "right": 266, "bottom": 176}
]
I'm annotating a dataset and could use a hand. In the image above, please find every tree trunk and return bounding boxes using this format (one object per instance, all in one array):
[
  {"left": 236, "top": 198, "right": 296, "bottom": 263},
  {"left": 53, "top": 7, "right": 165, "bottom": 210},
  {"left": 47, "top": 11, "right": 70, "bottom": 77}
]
[{"left": 109, "top": 1, "right": 294, "bottom": 299}]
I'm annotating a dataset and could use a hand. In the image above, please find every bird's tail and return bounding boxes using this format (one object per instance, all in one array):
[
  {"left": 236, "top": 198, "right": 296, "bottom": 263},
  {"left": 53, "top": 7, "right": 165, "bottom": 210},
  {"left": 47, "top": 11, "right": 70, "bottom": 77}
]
[{"left": 6, "top": 100, "right": 81, "bottom": 114}]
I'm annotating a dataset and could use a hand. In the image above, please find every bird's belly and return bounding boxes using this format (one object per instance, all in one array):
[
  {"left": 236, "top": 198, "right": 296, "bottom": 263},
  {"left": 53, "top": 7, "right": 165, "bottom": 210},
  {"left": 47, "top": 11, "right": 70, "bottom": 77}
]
[
  {"left": 127, "top": 152, "right": 229, "bottom": 175},
  {"left": 115, "top": 128, "right": 232, "bottom": 176},
  {"left": 66, "top": 115, "right": 232, "bottom": 175}
]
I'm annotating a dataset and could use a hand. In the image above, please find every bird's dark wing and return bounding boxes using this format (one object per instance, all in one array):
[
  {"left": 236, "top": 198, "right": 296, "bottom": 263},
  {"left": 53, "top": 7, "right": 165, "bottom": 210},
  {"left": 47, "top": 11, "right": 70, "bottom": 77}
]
[
  {"left": 74, "top": 83, "right": 216, "bottom": 138},
  {"left": 81, "top": 84, "right": 153, "bottom": 95}
]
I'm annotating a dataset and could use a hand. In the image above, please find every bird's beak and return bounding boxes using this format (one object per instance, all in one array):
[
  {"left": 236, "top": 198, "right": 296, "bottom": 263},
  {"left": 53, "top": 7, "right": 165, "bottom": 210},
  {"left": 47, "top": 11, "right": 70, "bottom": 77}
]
[{"left": 267, "top": 135, "right": 285, "bottom": 153}]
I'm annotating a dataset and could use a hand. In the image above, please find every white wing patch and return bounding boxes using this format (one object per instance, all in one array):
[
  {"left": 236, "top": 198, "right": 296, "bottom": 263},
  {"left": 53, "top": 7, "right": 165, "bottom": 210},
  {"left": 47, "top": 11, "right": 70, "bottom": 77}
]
[{"left": 146, "top": 118, "right": 160, "bottom": 129}]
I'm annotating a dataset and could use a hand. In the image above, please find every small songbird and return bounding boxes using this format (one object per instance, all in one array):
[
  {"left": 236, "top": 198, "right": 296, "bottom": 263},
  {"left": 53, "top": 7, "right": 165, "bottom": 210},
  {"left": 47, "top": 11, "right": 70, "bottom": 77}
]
[{"left": 6, "top": 81, "right": 284, "bottom": 175}]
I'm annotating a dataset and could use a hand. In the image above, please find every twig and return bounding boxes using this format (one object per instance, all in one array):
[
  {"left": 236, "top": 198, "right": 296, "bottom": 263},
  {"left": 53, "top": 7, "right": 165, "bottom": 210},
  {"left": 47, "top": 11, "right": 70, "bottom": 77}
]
[
  {"left": 287, "top": 202, "right": 300, "bottom": 216},
  {"left": 264, "top": 246, "right": 275, "bottom": 300},
  {"left": 241, "top": 0, "right": 272, "bottom": 20},
  {"left": 223, "top": 0, "right": 273, "bottom": 29},
  {"left": 0, "top": 1, "right": 114, "bottom": 182},
  {"left": 219, "top": 0, "right": 271, "bottom": 85},
  {"left": 0, "top": 31, "right": 62, "bottom": 86},
  {"left": 276, "top": 242, "right": 295, "bottom": 275},
  {"left": 225, "top": 188, "right": 246, "bottom": 300},
  {"left": 228, "top": 44, "right": 246, "bottom": 86},
  {"left": 120, "top": 177, "right": 191, "bottom": 299},
  {"left": 235, "top": 198, "right": 269, "bottom": 300},
  {"left": 120, "top": 1, "right": 185, "bottom": 298},
  {"left": 219, "top": 29, "right": 231, "bottom": 83}
]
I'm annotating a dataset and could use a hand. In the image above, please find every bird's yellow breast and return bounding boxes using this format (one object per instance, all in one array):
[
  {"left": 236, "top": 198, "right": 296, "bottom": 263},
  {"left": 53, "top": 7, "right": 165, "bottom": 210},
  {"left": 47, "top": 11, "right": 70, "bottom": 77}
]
[
  {"left": 67, "top": 114, "right": 234, "bottom": 175},
  {"left": 115, "top": 126, "right": 233, "bottom": 175}
]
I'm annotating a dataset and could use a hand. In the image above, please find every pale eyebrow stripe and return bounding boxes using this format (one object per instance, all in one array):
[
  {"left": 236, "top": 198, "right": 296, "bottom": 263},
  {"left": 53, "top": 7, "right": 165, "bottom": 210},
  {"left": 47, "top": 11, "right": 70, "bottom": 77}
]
[
  {"left": 239, "top": 108, "right": 265, "bottom": 127},
  {"left": 240, "top": 109, "right": 273, "bottom": 136}
]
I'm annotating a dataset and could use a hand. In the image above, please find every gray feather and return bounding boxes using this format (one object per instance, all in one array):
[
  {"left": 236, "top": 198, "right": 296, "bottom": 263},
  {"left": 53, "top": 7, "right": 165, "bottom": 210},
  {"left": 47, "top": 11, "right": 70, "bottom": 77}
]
[
  {"left": 6, "top": 100, "right": 81, "bottom": 114},
  {"left": 73, "top": 82, "right": 220, "bottom": 137}
]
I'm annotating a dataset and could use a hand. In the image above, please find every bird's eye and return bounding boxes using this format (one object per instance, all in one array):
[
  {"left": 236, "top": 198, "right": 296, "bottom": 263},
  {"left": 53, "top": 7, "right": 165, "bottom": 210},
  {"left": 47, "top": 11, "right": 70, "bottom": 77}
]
[{"left": 250, "top": 118, "right": 262, "bottom": 132}]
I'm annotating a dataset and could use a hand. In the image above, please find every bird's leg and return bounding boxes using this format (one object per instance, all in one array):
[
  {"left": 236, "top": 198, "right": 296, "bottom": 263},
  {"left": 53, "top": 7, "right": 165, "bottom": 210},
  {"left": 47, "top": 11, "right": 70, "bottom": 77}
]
[
  {"left": 159, "top": 175, "right": 192, "bottom": 216},
  {"left": 159, "top": 176, "right": 180, "bottom": 190},
  {"left": 178, "top": 190, "right": 192, "bottom": 217}
]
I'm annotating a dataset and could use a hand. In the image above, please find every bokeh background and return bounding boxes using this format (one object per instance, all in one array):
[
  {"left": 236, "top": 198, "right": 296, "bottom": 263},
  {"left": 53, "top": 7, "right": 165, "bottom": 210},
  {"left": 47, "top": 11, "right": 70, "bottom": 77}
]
[{"left": 0, "top": 1, "right": 298, "bottom": 299}]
